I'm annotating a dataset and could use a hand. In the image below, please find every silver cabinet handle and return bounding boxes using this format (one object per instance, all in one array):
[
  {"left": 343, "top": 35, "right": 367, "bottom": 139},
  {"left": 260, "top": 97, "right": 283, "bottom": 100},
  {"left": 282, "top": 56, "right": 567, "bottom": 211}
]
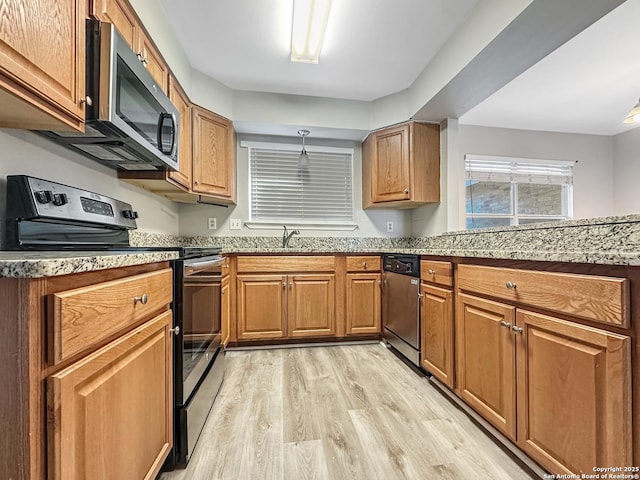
[
  {"left": 282, "top": 283, "right": 286, "bottom": 290},
  {"left": 500, "top": 321, "right": 511, "bottom": 328},
  {"left": 362, "top": 262, "right": 368, "bottom": 269},
  {"left": 512, "top": 326, "right": 523, "bottom": 334},
  {"left": 506, "top": 281, "right": 517, "bottom": 290},
  {"left": 79, "top": 96, "right": 92, "bottom": 106},
  {"left": 377, "top": 280, "right": 382, "bottom": 286},
  {"left": 194, "top": 180, "right": 200, "bottom": 185},
  {"left": 288, "top": 282, "right": 293, "bottom": 289},
  {"left": 428, "top": 269, "right": 436, "bottom": 275},
  {"left": 418, "top": 293, "right": 424, "bottom": 299},
  {"left": 170, "top": 325, "right": 180, "bottom": 335},
  {"left": 404, "top": 188, "right": 409, "bottom": 194},
  {"left": 134, "top": 293, "right": 148, "bottom": 305}
]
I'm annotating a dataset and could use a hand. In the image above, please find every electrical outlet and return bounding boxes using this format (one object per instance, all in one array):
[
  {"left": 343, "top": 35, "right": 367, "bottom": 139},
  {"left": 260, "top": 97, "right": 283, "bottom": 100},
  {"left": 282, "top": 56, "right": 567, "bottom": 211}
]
[
  {"left": 229, "top": 218, "right": 242, "bottom": 230},
  {"left": 207, "top": 217, "right": 217, "bottom": 230},
  {"left": 386, "top": 221, "right": 394, "bottom": 233}
]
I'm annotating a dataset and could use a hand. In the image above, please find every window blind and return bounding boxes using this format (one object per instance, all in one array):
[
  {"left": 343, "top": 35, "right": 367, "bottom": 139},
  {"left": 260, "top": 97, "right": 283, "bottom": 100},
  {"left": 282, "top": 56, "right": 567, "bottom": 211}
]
[
  {"left": 465, "top": 155, "right": 574, "bottom": 185},
  {"left": 249, "top": 146, "right": 353, "bottom": 223}
]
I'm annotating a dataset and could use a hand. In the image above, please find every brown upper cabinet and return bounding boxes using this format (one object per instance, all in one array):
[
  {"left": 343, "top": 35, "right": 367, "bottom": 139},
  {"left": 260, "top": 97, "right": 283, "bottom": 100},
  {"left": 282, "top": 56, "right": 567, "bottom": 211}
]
[
  {"left": 91, "top": 0, "right": 168, "bottom": 93},
  {"left": 0, "top": 0, "right": 87, "bottom": 131},
  {"left": 192, "top": 105, "right": 237, "bottom": 202},
  {"left": 362, "top": 121, "right": 440, "bottom": 209},
  {"left": 168, "top": 75, "right": 192, "bottom": 189}
]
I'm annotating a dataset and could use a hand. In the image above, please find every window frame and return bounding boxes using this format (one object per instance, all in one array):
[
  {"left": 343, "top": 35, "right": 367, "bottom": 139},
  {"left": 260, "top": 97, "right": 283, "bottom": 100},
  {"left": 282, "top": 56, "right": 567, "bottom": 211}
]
[
  {"left": 242, "top": 140, "right": 357, "bottom": 230},
  {"left": 464, "top": 155, "right": 574, "bottom": 230}
]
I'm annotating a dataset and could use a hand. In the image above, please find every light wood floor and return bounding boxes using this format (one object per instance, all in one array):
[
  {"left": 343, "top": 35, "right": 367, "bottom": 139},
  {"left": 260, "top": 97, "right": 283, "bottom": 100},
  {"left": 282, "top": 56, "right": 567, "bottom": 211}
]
[{"left": 159, "top": 344, "right": 536, "bottom": 480}]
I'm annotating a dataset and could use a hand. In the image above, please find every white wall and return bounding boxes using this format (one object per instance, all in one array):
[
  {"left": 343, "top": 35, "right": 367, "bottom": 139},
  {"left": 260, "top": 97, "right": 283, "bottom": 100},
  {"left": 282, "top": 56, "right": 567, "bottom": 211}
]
[
  {"left": 613, "top": 127, "right": 640, "bottom": 214},
  {"left": 0, "top": 129, "right": 181, "bottom": 242},
  {"left": 411, "top": 124, "right": 615, "bottom": 236},
  {"left": 178, "top": 134, "right": 410, "bottom": 238}
]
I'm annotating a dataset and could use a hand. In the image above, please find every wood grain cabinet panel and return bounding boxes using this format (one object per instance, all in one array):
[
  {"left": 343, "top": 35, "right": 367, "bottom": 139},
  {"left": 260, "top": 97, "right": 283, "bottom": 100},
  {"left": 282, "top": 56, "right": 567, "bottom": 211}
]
[
  {"left": 135, "top": 29, "right": 168, "bottom": 93},
  {"left": 236, "top": 274, "right": 287, "bottom": 340},
  {"left": 221, "top": 275, "right": 231, "bottom": 346},
  {"left": 420, "top": 259, "right": 453, "bottom": 287},
  {"left": 288, "top": 274, "right": 336, "bottom": 337},
  {"left": 0, "top": 0, "right": 86, "bottom": 130},
  {"left": 47, "top": 310, "right": 173, "bottom": 480},
  {"left": 346, "top": 273, "right": 381, "bottom": 335},
  {"left": 49, "top": 268, "right": 172, "bottom": 364},
  {"left": 91, "top": 0, "right": 137, "bottom": 47},
  {"left": 168, "top": 75, "right": 192, "bottom": 189},
  {"left": 516, "top": 309, "right": 632, "bottom": 475},
  {"left": 372, "top": 124, "right": 411, "bottom": 203},
  {"left": 192, "top": 105, "right": 236, "bottom": 202},
  {"left": 346, "top": 255, "right": 381, "bottom": 272},
  {"left": 457, "top": 293, "right": 517, "bottom": 440},
  {"left": 237, "top": 255, "right": 336, "bottom": 273},
  {"left": 457, "top": 264, "right": 629, "bottom": 327},
  {"left": 362, "top": 122, "right": 440, "bottom": 208},
  {"left": 421, "top": 283, "right": 454, "bottom": 388}
]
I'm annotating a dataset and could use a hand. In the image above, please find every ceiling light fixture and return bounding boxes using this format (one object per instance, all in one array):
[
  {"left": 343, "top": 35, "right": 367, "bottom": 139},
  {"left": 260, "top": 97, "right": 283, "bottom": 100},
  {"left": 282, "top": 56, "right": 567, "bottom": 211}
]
[
  {"left": 290, "top": 0, "right": 332, "bottom": 64},
  {"left": 624, "top": 97, "right": 640, "bottom": 124},
  {"left": 297, "top": 129, "right": 310, "bottom": 168}
]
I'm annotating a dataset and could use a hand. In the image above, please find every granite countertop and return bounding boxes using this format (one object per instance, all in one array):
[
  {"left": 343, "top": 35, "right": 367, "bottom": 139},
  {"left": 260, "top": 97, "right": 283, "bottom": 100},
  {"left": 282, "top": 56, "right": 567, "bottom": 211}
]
[
  {"left": 3, "top": 214, "right": 639, "bottom": 278},
  {"left": 0, "top": 251, "right": 179, "bottom": 278}
]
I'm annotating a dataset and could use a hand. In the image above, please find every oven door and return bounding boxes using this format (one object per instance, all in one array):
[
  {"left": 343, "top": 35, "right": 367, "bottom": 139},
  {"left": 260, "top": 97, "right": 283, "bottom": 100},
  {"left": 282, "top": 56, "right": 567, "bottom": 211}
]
[{"left": 180, "top": 256, "right": 224, "bottom": 403}]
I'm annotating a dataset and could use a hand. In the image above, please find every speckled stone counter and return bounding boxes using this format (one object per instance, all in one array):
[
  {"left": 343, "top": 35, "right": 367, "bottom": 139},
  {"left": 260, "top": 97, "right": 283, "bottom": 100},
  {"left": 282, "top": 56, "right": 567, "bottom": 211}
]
[
  {"left": 110, "top": 214, "right": 640, "bottom": 267},
  {"left": 0, "top": 251, "right": 179, "bottom": 278},
  {"left": 5, "top": 214, "right": 638, "bottom": 278}
]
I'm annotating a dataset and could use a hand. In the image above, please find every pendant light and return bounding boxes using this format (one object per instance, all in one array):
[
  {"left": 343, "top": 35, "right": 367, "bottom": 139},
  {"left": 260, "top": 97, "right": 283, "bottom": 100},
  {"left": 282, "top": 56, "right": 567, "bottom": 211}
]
[
  {"left": 624, "top": 97, "right": 640, "bottom": 124},
  {"left": 298, "top": 129, "right": 310, "bottom": 168}
]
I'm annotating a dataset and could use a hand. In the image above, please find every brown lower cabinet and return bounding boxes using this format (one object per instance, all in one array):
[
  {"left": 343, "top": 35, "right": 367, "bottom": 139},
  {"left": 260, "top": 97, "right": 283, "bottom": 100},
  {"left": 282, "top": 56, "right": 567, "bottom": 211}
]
[
  {"left": 47, "top": 311, "right": 173, "bottom": 480},
  {"left": 221, "top": 274, "right": 231, "bottom": 346},
  {"left": 228, "top": 255, "right": 381, "bottom": 343},
  {"left": 0, "top": 262, "right": 173, "bottom": 480},
  {"left": 345, "top": 273, "right": 381, "bottom": 335},
  {"left": 236, "top": 273, "right": 337, "bottom": 340},
  {"left": 420, "top": 283, "right": 454, "bottom": 388},
  {"left": 457, "top": 291, "right": 631, "bottom": 475}
]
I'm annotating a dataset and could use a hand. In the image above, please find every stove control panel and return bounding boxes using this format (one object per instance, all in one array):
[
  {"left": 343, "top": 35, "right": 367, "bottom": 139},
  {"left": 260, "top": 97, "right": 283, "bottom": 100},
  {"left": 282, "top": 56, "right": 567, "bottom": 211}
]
[{"left": 6, "top": 175, "right": 138, "bottom": 229}]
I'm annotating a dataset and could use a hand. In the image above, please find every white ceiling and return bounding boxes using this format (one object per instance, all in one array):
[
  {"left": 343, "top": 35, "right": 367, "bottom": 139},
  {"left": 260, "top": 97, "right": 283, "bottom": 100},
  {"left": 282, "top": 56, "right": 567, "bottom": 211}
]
[
  {"left": 159, "top": 0, "right": 639, "bottom": 137},
  {"left": 158, "top": 0, "right": 479, "bottom": 101},
  {"left": 459, "top": 0, "right": 640, "bottom": 136}
]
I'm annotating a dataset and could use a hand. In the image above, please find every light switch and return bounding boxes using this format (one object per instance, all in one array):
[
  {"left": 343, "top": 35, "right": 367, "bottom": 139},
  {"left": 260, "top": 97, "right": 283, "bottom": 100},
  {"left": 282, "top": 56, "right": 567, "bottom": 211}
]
[
  {"left": 208, "top": 217, "right": 217, "bottom": 230},
  {"left": 230, "top": 218, "right": 242, "bottom": 230}
]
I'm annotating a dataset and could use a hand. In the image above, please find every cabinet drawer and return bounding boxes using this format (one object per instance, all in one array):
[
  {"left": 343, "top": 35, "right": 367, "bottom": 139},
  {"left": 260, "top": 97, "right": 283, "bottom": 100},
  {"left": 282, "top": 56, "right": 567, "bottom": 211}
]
[
  {"left": 49, "top": 268, "right": 173, "bottom": 364},
  {"left": 420, "top": 260, "right": 452, "bottom": 287},
  {"left": 457, "top": 265, "right": 629, "bottom": 327},
  {"left": 237, "top": 255, "right": 336, "bottom": 273},
  {"left": 346, "top": 256, "right": 381, "bottom": 272}
]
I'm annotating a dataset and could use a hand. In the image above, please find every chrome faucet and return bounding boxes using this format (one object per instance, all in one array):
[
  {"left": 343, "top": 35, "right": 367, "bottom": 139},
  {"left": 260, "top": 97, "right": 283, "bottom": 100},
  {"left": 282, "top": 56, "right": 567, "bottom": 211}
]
[{"left": 282, "top": 225, "right": 300, "bottom": 248}]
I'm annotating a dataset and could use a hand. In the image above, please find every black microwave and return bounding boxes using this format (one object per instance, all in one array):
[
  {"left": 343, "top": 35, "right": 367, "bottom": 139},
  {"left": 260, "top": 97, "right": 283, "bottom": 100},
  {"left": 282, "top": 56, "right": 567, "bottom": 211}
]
[{"left": 42, "top": 20, "right": 179, "bottom": 171}]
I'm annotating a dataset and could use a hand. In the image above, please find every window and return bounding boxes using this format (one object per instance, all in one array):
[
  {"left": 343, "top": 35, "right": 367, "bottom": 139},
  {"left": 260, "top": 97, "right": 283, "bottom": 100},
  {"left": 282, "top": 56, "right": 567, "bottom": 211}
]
[
  {"left": 465, "top": 155, "right": 573, "bottom": 230},
  {"left": 246, "top": 142, "right": 354, "bottom": 226}
]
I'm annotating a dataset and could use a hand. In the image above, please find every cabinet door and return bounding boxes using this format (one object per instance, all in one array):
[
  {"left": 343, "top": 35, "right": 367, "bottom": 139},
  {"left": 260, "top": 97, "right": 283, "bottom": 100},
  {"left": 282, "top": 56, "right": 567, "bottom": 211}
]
[
  {"left": 421, "top": 284, "right": 454, "bottom": 388},
  {"left": 236, "top": 275, "right": 286, "bottom": 340},
  {"left": 221, "top": 276, "right": 231, "bottom": 346},
  {"left": 168, "top": 75, "right": 192, "bottom": 189},
  {"left": 47, "top": 311, "right": 173, "bottom": 480},
  {"left": 0, "top": 0, "right": 86, "bottom": 128},
  {"left": 92, "top": 0, "right": 137, "bottom": 48},
  {"left": 135, "top": 30, "right": 168, "bottom": 93},
  {"left": 372, "top": 124, "right": 410, "bottom": 202},
  {"left": 288, "top": 274, "right": 336, "bottom": 337},
  {"left": 457, "top": 293, "right": 516, "bottom": 440},
  {"left": 516, "top": 309, "right": 632, "bottom": 475},
  {"left": 192, "top": 106, "right": 236, "bottom": 200},
  {"left": 345, "top": 273, "right": 381, "bottom": 335}
]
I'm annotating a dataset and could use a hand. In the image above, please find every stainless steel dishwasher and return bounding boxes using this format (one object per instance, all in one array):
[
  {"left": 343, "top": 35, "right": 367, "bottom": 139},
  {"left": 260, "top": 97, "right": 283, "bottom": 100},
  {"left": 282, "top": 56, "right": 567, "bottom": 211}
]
[{"left": 382, "top": 254, "right": 421, "bottom": 367}]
